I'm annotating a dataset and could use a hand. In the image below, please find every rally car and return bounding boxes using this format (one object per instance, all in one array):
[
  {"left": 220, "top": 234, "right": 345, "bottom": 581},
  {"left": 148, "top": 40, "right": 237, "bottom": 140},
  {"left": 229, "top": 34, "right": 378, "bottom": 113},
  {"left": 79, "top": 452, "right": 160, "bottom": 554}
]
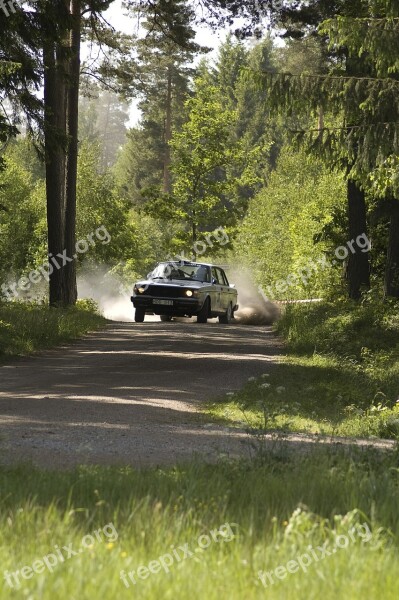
[{"left": 131, "top": 261, "right": 238, "bottom": 324}]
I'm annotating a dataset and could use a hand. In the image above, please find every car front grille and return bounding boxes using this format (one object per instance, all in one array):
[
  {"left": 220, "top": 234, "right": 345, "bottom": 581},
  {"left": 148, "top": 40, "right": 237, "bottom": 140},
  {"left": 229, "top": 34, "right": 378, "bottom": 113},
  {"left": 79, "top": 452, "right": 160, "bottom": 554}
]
[{"left": 146, "top": 285, "right": 187, "bottom": 298}]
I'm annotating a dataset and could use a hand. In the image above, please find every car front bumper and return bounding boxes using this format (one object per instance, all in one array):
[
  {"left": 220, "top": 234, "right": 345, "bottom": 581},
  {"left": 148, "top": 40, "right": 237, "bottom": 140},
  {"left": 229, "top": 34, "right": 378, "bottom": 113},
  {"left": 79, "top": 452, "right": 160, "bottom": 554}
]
[{"left": 131, "top": 295, "right": 202, "bottom": 315}]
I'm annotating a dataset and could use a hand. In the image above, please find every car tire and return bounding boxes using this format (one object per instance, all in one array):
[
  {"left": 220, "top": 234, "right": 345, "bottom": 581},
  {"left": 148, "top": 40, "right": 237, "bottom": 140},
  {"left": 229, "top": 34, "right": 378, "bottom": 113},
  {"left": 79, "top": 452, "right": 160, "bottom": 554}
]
[
  {"left": 135, "top": 308, "right": 145, "bottom": 323},
  {"left": 219, "top": 303, "right": 233, "bottom": 324},
  {"left": 160, "top": 315, "right": 172, "bottom": 322},
  {"left": 197, "top": 298, "right": 210, "bottom": 323}
]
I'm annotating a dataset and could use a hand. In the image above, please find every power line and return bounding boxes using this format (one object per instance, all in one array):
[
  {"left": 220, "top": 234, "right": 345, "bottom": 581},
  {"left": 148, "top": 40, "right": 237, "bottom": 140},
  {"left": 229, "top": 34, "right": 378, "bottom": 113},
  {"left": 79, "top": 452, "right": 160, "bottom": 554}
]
[
  {"left": 252, "top": 69, "right": 399, "bottom": 85},
  {"left": 290, "top": 122, "right": 399, "bottom": 134}
]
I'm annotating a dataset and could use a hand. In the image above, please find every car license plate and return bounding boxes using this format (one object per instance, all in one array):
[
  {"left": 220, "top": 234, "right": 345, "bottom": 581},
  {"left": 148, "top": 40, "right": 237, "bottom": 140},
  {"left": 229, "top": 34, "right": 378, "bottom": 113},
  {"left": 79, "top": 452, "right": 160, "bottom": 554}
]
[{"left": 153, "top": 299, "right": 173, "bottom": 306}]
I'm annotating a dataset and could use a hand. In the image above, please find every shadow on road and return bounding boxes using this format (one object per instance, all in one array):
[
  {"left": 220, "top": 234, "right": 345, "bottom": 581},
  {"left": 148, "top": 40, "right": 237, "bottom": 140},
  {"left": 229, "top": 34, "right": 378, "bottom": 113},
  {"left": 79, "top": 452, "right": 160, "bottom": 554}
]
[{"left": 0, "top": 322, "right": 283, "bottom": 468}]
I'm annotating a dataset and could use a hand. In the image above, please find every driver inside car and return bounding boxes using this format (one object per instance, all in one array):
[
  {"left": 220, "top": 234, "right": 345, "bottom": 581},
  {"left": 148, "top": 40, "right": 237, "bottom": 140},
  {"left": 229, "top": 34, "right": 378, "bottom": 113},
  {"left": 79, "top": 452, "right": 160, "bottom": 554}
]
[{"left": 193, "top": 266, "right": 209, "bottom": 282}]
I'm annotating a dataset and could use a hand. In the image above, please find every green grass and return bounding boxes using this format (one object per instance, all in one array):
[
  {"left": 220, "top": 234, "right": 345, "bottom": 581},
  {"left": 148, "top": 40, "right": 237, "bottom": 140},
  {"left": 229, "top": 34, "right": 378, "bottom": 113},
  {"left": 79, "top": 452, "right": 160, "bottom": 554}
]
[
  {"left": 206, "top": 299, "right": 399, "bottom": 440},
  {"left": 0, "top": 450, "right": 398, "bottom": 599},
  {"left": 0, "top": 300, "right": 106, "bottom": 360},
  {"left": 1, "top": 297, "right": 398, "bottom": 597}
]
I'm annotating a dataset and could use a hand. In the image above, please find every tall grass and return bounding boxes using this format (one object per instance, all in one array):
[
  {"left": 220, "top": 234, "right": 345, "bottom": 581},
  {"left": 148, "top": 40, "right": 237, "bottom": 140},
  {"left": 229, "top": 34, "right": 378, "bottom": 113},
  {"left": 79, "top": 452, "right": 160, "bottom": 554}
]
[
  {"left": 0, "top": 451, "right": 398, "bottom": 598},
  {"left": 0, "top": 300, "right": 106, "bottom": 360}
]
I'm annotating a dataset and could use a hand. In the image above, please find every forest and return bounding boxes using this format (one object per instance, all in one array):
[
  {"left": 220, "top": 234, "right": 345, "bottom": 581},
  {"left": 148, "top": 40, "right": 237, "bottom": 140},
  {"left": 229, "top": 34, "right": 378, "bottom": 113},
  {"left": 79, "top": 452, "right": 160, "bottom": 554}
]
[
  {"left": 1, "top": 3, "right": 399, "bottom": 600},
  {"left": 1, "top": 0, "right": 399, "bottom": 308}
]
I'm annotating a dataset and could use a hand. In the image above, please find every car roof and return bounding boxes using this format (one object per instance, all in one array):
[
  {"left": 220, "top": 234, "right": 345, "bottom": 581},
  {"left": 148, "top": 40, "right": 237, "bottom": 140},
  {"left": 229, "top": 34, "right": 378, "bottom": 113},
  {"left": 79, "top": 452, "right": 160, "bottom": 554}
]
[{"left": 159, "top": 261, "right": 214, "bottom": 268}]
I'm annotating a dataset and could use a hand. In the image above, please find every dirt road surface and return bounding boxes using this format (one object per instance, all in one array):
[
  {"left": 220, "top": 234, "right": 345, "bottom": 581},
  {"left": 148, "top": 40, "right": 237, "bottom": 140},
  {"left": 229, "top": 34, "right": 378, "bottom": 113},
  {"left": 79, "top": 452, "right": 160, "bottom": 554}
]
[
  {"left": 0, "top": 321, "right": 394, "bottom": 469},
  {"left": 0, "top": 321, "right": 283, "bottom": 468}
]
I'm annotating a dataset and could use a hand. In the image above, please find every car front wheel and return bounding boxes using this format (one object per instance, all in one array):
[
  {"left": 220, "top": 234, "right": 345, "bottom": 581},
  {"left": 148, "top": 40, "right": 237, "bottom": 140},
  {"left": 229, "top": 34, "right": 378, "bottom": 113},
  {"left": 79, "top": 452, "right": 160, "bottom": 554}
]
[
  {"left": 135, "top": 308, "right": 145, "bottom": 323},
  {"left": 160, "top": 315, "right": 172, "bottom": 322},
  {"left": 197, "top": 298, "right": 210, "bottom": 323},
  {"left": 219, "top": 303, "right": 233, "bottom": 324}
]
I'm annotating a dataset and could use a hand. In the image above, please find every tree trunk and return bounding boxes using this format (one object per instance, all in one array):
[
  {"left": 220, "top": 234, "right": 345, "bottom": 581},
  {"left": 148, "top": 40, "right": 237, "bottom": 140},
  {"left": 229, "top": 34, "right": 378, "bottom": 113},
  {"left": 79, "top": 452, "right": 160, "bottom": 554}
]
[
  {"left": 344, "top": 54, "right": 370, "bottom": 300},
  {"left": 347, "top": 179, "right": 370, "bottom": 300},
  {"left": 43, "top": 39, "right": 67, "bottom": 307},
  {"left": 318, "top": 105, "right": 324, "bottom": 138},
  {"left": 192, "top": 209, "right": 197, "bottom": 259},
  {"left": 385, "top": 201, "right": 399, "bottom": 298},
  {"left": 101, "top": 92, "right": 111, "bottom": 170},
  {"left": 64, "top": 0, "right": 81, "bottom": 306},
  {"left": 163, "top": 64, "right": 172, "bottom": 194}
]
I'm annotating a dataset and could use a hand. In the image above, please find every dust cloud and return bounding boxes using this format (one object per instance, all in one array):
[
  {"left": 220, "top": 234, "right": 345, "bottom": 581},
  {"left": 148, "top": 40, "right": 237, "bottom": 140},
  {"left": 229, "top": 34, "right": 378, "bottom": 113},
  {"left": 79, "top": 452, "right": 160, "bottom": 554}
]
[
  {"left": 229, "top": 270, "right": 281, "bottom": 325},
  {"left": 78, "top": 269, "right": 134, "bottom": 322},
  {"left": 77, "top": 266, "right": 280, "bottom": 326}
]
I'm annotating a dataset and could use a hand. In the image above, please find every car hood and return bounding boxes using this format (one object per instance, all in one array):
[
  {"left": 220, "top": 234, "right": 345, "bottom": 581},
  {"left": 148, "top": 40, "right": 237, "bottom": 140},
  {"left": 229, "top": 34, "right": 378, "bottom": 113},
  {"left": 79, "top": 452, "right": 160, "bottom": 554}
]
[{"left": 135, "top": 279, "right": 208, "bottom": 288}]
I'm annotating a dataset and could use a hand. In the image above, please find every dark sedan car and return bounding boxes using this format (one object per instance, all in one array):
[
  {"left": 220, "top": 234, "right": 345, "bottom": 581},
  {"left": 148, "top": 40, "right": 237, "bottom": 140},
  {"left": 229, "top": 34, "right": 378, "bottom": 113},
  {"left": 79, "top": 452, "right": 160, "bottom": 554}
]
[{"left": 131, "top": 261, "right": 238, "bottom": 324}]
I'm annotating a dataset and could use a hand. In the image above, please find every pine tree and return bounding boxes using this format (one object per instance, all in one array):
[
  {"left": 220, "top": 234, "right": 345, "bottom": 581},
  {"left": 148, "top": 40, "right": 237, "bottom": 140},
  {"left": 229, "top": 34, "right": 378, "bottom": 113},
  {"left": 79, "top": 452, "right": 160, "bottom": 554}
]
[
  {"left": 258, "top": 0, "right": 379, "bottom": 299},
  {"left": 119, "top": 0, "right": 205, "bottom": 200},
  {"left": 319, "top": 3, "right": 399, "bottom": 298}
]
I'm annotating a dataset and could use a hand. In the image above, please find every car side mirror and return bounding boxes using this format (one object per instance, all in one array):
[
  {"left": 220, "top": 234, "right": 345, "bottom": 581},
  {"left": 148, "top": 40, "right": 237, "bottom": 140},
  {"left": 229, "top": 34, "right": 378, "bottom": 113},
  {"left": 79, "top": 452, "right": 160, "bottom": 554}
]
[
  {"left": 212, "top": 278, "right": 217, "bottom": 284},
  {"left": 230, "top": 284, "right": 236, "bottom": 288}
]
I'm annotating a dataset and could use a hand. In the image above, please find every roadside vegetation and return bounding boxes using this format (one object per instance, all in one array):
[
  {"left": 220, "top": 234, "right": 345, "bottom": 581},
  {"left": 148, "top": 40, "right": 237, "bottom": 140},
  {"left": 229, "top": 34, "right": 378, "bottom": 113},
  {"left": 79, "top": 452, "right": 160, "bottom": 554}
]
[
  {"left": 1, "top": 3, "right": 399, "bottom": 598},
  {"left": 0, "top": 301, "right": 106, "bottom": 361},
  {"left": 207, "top": 299, "right": 399, "bottom": 441},
  {"left": 0, "top": 450, "right": 398, "bottom": 599}
]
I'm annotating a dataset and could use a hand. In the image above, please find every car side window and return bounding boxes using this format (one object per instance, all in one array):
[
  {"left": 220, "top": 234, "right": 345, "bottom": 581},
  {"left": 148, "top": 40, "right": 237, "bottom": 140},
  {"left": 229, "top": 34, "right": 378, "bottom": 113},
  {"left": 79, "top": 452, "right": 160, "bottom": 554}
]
[
  {"left": 216, "top": 268, "right": 228, "bottom": 286},
  {"left": 211, "top": 268, "right": 220, "bottom": 284},
  {"left": 220, "top": 269, "right": 229, "bottom": 286}
]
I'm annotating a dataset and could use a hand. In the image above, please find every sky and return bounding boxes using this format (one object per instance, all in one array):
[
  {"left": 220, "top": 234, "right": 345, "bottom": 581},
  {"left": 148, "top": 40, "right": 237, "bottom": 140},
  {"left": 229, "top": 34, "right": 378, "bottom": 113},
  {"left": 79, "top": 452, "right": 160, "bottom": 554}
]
[
  {"left": 103, "top": 0, "right": 229, "bottom": 53},
  {"left": 101, "top": 1, "right": 245, "bottom": 125}
]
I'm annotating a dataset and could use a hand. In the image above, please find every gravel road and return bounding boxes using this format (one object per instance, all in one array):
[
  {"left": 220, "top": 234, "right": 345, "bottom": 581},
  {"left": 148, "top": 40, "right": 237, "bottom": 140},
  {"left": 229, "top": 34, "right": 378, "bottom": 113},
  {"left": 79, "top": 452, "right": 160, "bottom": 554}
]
[
  {"left": 0, "top": 321, "right": 394, "bottom": 469},
  {"left": 0, "top": 321, "right": 283, "bottom": 468}
]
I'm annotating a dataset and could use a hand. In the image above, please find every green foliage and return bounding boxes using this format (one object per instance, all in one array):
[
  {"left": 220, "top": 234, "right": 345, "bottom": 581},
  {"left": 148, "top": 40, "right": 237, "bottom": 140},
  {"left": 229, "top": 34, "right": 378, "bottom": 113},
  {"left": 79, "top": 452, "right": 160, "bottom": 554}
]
[
  {"left": 114, "top": 125, "right": 166, "bottom": 206},
  {"left": 112, "top": 211, "right": 180, "bottom": 281},
  {"left": 237, "top": 147, "right": 347, "bottom": 300},
  {"left": 165, "top": 77, "right": 262, "bottom": 250},
  {"left": 321, "top": 14, "right": 399, "bottom": 77},
  {"left": 4, "top": 137, "right": 45, "bottom": 183},
  {"left": 79, "top": 84, "right": 129, "bottom": 170},
  {"left": 0, "top": 137, "right": 155, "bottom": 294},
  {"left": 0, "top": 153, "right": 44, "bottom": 284},
  {"left": 76, "top": 141, "right": 138, "bottom": 266},
  {"left": 114, "top": 0, "right": 203, "bottom": 205}
]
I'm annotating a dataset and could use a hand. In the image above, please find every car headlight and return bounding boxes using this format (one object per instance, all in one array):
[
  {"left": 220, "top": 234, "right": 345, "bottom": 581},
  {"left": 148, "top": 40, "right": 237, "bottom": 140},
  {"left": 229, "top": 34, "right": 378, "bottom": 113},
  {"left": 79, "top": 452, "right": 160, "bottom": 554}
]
[
  {"left": 185, "top": 290, "right": 199, "bottom": 298},
  {"left": 134, "top": 285, "right": 146, "bottom": 294}
]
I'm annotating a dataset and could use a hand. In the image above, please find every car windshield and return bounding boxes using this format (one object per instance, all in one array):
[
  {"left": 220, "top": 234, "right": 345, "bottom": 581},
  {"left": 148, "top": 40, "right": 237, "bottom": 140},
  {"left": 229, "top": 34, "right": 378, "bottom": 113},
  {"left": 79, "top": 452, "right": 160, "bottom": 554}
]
[{"left": 150, "top": 263, "right": 210, "bottom": 282}]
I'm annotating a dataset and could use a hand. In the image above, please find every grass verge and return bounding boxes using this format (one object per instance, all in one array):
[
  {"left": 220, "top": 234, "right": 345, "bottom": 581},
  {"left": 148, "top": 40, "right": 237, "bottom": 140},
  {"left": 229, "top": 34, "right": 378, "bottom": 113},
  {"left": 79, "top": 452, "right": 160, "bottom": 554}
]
[
  {"left": 0, "top": 449, "right": 398, "bottom": 599},
  {"left": 0, "top": 300, "right": 106, "bottom": 361},
  {"left": 206, "top": 299, "right": 399, "bottom": 440}
]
